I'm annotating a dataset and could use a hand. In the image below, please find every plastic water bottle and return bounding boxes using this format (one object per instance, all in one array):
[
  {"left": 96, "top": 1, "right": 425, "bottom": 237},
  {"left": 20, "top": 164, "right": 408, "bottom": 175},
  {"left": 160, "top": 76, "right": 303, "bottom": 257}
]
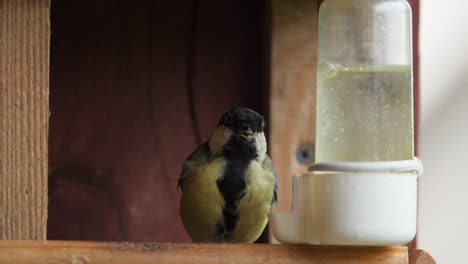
[{"left": 316, "top": 0, "right": 414, "bottom": 162}]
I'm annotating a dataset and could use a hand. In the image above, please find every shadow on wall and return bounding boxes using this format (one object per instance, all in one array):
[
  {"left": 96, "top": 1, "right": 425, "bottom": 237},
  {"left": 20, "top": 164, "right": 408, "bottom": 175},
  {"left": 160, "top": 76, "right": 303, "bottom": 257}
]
[
  {"left": 418, "top": 0, "right": 468, "bottom": 262},
  {"left": 419, "top": 63, "right": 468, "bottom": 263}
]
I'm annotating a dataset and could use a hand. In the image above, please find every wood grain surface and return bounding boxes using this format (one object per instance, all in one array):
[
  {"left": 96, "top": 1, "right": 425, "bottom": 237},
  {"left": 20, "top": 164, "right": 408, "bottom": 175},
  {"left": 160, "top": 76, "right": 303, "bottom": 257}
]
[
  {"left": 0, "top": 0, "right": 50, "bottom": 240},
  {"left": 409, "top": 250, "right": 436, "bottom": 264},
  {"left": 0, "top": 241, "right": 437, "bottom": 264},
  {"left": 269, "top": 0, "right": 318, "bottom": 214}
]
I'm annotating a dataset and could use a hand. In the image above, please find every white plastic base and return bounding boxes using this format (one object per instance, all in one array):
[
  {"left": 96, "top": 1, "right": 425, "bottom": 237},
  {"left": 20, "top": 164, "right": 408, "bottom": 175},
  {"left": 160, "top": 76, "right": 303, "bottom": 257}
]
[{"left": 269, "top": 171, "right": 419, "bottom": 246}]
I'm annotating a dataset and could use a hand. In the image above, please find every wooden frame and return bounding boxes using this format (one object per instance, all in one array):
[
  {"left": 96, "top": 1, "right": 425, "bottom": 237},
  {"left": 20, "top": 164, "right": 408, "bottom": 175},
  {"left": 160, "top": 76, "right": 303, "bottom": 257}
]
[
  {"left": 270, "top": 0, "right": 318, "bottom": 215},
  {"left": 0, "top": 0, "right": 49, "bottom": 241},
  {"left": 0, "top": 0, "right": 435, "bottom": 263},
  {"left": 0, "top": 241, "right": 434, "bottom": 264}
]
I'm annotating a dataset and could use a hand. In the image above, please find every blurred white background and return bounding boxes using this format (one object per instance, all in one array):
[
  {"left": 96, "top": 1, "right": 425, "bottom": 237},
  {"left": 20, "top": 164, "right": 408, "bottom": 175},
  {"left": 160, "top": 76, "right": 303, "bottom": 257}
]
[{"left": 418, "top": 0, "right": 468, "bottom": 263}]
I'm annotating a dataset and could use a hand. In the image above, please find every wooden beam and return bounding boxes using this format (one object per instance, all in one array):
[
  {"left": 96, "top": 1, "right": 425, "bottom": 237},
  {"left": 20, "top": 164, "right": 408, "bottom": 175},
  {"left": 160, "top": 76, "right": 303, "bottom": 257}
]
[
  {"left": 0, "top": 0, "right": 50, "bottom": 240},
  {"left": 0, "top": 241, "right": 436, "bottom": 264},
  {"left": 269, "top": 0, "right": 317, "bottom": 212},
  {"left": 408, "top": 0, "right": 420, "bottom": 250},
  {"left": 409, "top": 250, "right": 436, "bottom": 264}
]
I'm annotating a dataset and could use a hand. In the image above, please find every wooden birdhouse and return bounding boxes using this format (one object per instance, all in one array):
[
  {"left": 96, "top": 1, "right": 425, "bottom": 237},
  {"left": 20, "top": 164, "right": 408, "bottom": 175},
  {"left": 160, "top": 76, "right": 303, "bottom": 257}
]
[{"left": 0, "top": 0, "right": 433, "bottom": 263}]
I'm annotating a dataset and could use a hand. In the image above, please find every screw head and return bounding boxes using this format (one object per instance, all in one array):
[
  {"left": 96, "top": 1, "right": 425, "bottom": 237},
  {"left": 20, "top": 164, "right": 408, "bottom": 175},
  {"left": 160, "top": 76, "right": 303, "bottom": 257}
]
[{"left": 296, "top": 143, "right": 315, "bottom": 165}]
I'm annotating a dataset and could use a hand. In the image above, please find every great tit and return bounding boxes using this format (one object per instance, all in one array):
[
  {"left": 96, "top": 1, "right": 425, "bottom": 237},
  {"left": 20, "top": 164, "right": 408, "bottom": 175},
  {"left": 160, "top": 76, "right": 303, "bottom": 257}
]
[{"left": 178, "top": 106, "right": 277, "bottom": 243}]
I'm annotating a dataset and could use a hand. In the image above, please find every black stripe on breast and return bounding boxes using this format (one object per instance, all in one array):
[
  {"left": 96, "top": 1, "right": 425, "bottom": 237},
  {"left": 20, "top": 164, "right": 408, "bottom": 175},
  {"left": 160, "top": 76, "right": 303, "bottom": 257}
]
[{"left": 216, "top": 137, "right": 257, "bottom": 240}]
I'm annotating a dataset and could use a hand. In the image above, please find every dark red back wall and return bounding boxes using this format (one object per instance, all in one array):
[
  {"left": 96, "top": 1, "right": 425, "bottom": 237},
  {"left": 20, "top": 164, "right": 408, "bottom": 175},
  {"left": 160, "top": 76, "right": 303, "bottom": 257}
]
[{"left": 48, "top": 0, "right": 267, "bottom": 242}]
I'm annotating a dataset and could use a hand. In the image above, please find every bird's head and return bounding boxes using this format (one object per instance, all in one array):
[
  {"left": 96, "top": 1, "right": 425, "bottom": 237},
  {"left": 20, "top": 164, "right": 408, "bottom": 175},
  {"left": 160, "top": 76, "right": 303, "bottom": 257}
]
[{"left": 209, "top": 106, "right": 267, "bottom": 161}]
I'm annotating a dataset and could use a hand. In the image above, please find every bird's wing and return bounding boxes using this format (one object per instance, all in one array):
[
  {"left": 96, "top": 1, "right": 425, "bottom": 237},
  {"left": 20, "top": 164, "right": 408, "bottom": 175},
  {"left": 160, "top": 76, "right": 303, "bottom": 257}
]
[
  {"left": 263, "top": 153, "right": 278, "bottom": 203},
  {"left": 177, "top": 142, "right": 211, "bottom": 190}
]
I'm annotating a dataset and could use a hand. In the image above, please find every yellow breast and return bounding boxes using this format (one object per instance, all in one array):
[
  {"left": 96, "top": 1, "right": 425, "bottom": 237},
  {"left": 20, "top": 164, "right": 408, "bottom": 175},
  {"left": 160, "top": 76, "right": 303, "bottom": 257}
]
[
  {"left": 179, "top": 158, "right": 226, "bottom": 242},
  {"left": 230, "top": 160, "right": 276, "bottom": 243},
  {"left": 179, "top": 157, "right": 275, "bottom": 243}
]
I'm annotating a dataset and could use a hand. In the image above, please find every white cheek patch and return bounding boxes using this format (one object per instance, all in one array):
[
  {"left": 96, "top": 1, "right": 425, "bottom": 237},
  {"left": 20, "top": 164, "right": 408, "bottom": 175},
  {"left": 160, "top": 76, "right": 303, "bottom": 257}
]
[
  {"left": 209, "top": 126, "right": 232, "bottom": 154},
  {"left": 255, "top": 133, "right": 267, "bottom": 161},
  {"left": 223, "top": 127, "right": 232, "bottom": 140}
]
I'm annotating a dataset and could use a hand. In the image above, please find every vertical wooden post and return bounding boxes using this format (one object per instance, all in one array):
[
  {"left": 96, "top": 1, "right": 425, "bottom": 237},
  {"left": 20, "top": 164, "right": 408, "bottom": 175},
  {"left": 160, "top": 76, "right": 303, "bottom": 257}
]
[
  {"left": 0, "top": 0, "right": 50, "bottom": 240},
  {"left": 408, "top": 0, "right": 420, "bottom": 249},
  {"left": 270, "top": 0, "right": 318, "bottom": 216}
]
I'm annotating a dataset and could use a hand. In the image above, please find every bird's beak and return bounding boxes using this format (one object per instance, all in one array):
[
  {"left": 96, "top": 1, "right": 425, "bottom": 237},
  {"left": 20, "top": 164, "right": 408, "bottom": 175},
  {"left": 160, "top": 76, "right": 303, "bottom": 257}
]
[{"left": 233, "top": 130, "right": 254, "bottom": 139}]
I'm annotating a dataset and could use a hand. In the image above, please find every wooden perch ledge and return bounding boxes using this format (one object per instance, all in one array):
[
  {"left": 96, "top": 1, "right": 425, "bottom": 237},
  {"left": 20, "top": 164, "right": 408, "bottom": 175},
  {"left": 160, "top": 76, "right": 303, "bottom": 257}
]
[{"left": 0, "top": 241, "right": 435, "bottom": 264}]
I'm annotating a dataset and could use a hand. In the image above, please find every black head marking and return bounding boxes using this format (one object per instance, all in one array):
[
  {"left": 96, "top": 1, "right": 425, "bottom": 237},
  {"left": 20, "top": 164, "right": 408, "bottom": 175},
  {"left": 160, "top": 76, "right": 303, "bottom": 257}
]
[{"left": 218, "top": 106, "right": 264, "bottom": 133}]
